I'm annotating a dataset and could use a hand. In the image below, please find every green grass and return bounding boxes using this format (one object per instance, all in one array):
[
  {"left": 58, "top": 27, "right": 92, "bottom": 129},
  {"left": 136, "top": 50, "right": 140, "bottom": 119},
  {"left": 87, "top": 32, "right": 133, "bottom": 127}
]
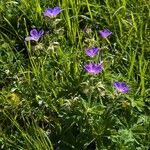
[{"left": 0, "top": 0, "right": 150, "bottom": 149}]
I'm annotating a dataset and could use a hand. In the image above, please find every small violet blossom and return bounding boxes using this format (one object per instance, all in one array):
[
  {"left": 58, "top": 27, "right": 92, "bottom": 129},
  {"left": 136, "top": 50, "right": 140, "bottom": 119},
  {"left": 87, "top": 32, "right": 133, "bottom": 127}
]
[
  {"left": 44, "top": 6, "right": 61, "bottom": 18},
  {"left": 114, "top": 81, "right": 129, "bottom": 93},
  {"left": 25, "top": 29, "right": 44, "bottom": 42},
  {"left": 99, "top": 29, "right": 112, "bottom": 38},
  {"left": 84, "top": 63, "right": 103, "bottom": 75},
  {"left": 85, "top": 47, "right": 100, "bottom": 57}
]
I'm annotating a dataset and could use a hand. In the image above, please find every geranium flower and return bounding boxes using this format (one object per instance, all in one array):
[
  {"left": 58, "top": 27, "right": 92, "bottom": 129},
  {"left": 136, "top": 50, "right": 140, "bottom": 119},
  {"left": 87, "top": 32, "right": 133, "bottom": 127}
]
[
  {"left": 84, "top": 63, "right": 103, "bottom": 75},
  {"left": 44, "top": 6, "right": 61, "bottom": 18},
  {"left": 25, "top": 29, "right": 44, "bottom": 42},
  {"left": 99, "top": 29, "right": 112, "bottom": 38},
  {"left": 114, "top": 81, "right": 129, "bottom": 93},
  {"left": 85, "top": 47, "right": 100, "bottom": 57}
]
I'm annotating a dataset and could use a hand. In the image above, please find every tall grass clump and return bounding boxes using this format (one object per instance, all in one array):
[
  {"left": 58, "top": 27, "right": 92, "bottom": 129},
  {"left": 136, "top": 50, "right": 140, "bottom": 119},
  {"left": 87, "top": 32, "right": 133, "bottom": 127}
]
[{"left": 0, "top": 0, "right": 150, "bottom": 149}]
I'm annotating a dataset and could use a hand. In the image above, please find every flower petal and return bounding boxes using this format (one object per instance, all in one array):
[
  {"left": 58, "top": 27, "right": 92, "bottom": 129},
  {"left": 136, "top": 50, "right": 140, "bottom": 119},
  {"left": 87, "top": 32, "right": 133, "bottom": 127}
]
[
  {"left": 84, "top": 63, "right": 103, "bottom": 75},
  {"left": 96, "top": 64, "right": 103, "bottom": 73},
  {"left": 114, "top": 81, "right": 120, "bottom": 88},
  {"left": 122, "top": 87, "right": 129, "bottom": 93},
  {"left": 25, "top": 36, "right": 35, "bottom": 41},
  {"left": 99, "top": 29, "right": 112, "bottom": 38},
  {"left": 39, "top": 29, "right": 44, "bottom": 36},
  {"left": 44, "top": 7, "right": 60, "bottom": 17},
  {"left": 114, "top": 81, "right": 129, "bottom": 93},
  {"left": 44, "top": 8, "right": 53, "bottom": 17},
  {"left": 30, "top": 29, "right": 38, "bottom": 37},
  {"left": 53, "top": 6, "right": 61, "bottom": 15},
  {"left": 84, "top": 64, "right": 92, "bottom": 71},
  {"left": 85, "top": 48, "right": 100, "bottom": 57},
  {"left": 121, "top": 82, "right": 127, "bottom": 87}
]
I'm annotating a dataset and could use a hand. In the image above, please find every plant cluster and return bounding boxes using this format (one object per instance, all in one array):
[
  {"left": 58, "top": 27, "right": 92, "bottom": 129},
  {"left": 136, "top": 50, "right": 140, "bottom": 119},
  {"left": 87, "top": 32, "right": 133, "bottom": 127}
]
[{"left": 0, "top": 0, "right": 150, "bottom": 150}]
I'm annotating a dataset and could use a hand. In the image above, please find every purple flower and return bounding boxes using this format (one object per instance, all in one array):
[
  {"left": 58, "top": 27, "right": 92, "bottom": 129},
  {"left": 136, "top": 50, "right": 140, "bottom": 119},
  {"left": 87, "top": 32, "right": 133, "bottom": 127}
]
[
  {"left": 114, "top": 81, "right": 129, "bottom": 93},
  {"left": 99, "top": 29, "right": 112, "bottom": 38},
  {"left": 44, "top": 6, "right": 61, "bottom": 18},
  {"left": 84, "top": 63, "right": 103, "bottom": 75},
  {"left": 85, "top": 47, "right": 100, "bottom": 57},
  {"left": 25, "top": 29, "right": 44, "bottom": 42}
]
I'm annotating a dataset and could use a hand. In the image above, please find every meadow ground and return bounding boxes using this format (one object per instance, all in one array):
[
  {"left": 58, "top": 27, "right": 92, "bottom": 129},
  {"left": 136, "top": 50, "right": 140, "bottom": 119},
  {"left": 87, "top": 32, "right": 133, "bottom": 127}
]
[{"left": 0, "top": 0, "right": 150, "bottom": 149}]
